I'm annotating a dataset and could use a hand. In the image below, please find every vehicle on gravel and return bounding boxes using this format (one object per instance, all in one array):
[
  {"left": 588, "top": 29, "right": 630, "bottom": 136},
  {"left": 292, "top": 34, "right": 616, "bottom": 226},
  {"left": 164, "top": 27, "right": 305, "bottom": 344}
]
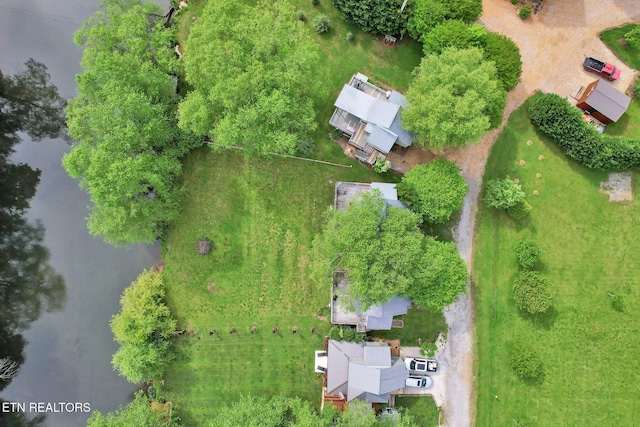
[
  {"left": 405, "top": 375, "right": 433, "bottom": 388},
  {"left": 404, "top": 357, "right": 438, "bottom": 372}
]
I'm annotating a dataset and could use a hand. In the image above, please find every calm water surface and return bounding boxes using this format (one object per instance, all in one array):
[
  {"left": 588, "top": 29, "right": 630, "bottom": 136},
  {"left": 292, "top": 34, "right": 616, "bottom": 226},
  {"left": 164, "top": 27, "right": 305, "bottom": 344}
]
[{"left": 1, "top": 1, "right": 163, "bottom": 425}]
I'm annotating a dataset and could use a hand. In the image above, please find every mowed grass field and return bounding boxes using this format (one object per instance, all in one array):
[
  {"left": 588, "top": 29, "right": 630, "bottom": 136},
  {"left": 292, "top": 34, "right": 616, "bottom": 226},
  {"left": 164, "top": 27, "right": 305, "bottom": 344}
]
[
  {"left": 161, "top": 148, "right": 394, "bottom": 425},
  {"left": 600, "top": 24, "right": 640, "bottom": 70},
  {"left": 474, "top": 100, "right": 640, "bottom": 426}
]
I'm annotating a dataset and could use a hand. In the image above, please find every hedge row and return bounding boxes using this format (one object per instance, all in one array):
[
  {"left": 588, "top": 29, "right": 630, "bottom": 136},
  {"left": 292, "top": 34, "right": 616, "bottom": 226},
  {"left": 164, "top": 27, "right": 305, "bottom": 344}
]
[{"left": 528, "top": 93, "right": 640, "bottom": 170}]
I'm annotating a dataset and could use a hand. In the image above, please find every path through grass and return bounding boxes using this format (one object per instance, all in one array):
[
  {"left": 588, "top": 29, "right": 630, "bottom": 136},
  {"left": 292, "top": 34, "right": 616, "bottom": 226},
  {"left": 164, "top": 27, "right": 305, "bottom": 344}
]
[{"left": 474, "top": 100, "right": 640, "bottom": 426}]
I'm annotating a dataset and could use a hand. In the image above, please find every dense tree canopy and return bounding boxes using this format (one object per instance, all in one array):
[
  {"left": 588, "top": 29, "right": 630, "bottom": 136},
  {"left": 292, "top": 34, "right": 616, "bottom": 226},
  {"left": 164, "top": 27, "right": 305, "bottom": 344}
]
[
  {"left": 64, "top": 0, "right": 198, "bottom": 246},
  {"left": 208, "top": 395, "right": 418, "bottom": 427},
  {"left": 111, "top": 270, "right": 176, "bottom": 383},
  {"left": 407, "top": 0, "right": 482, "bottom": 40},
  {"left": 87, "top": 391, "right": 175, "bottom": 427},
  {"left": 331, "top": 0, "right": 410, "bottom": 36},
  {"left": 421, "top": 20, "right": 484, "bottom": 54},
  {"left": 316, "top": 192, "right": 467, "bottom": 310},
  {"left": 398, "top": 158, "right": 468, "bottom": 224},
  {"left": 179, "top": 0, "right": 318, "bottom": 156},
  {"left": 483, "top": 32, "right": 523, "bottom": 92},
  {"left": 402, "top": 48, "right": 505, "bottom": 150}
]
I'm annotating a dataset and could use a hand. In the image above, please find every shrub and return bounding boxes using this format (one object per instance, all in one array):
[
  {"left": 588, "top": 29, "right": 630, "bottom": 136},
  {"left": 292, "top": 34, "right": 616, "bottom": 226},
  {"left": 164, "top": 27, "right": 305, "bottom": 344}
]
[
  {"left": 519, "top": 5, "right": 531, "bottom": 19},
  {"left": 485, "top": 178, "right": 525, "bottom": 210},
  {"left": 624, "top": 25, "right": 640, "bottom": 48},
  {"left": 509, "top": 345, "right": 543, "bottom": 381},
  {"left": 147, "top": 385, "right": 156, "bottom": 400},
  {"left": 297, "top": 137, "right": 315, "bottom": 155},
  {"left": 398, "top": 158, "right": 468, "bottom": 224},
  {"left": 507, "top": 199, "right": 531, "bottom": 220},
  {"left": 313, "top": 14, "right": 330, "bottom": 33},
  {"left": 634, "top": 78, "right": 640, "bottom": 96},
  {"left": 514, "top": 238, "right": 542, "bottom": 269},
  {"left": 346, "top": 31, "right": 354, "bottom": 41},
  {"left": 328, "top": 326, "right": 342, "bottom": 341},
  {"left": 297, "top": 10, "right": 306, "bottom": 21},
  {"left": 511, "top": 0, "right": 518, "bottom": 4},
  {"left": 484, "top": 32, "right": 522, "bottom": 91},
  {"left": 312, "top": 0, "right": 319, "bottom": 5},
  {"left": 373, "top": 158, "right": 391, "bottom": 173},
  {"left": 513, "top": 271, "right": 552, "bottom": 315},
  {"left": 420, "top": 342, "right": 437, "bottom": 357},
  {"left": 342, "top": 326, "right": 356, "bottom": 342},
  {"left": 529, "top": 93, "right": 640, "bottom": 170}
]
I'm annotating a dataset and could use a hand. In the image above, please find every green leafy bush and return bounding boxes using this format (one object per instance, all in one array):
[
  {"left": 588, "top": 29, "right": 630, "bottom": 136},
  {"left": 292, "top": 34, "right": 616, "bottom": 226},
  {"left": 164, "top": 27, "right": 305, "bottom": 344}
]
[
  {"left": 633, "top": 79, "right": 640, "bottom": 96},
  {"left": 514, "top": 238, "right": 542, "bottom": 269},
  {"left": 422, "top": 20, "right": 476, "bottom": 54},
  {"left": 611, "top": 294, "right": 626, "bottom": 312},
  {"left": 420, "top": 342, "right": 437, "bottom": 357},
  {"left": 297, "top": 10, "right": 306, "bottom": 21},
  {"left": 529, "top": 93, "right": 640, "bottom": 170},
  {"left": 331, "top": 129, "right": 342, "bottom": 140},
  {"left": 509, "top": 345, "right": 543, "bottom": 381},
  {"left": 312, "top": 0, "right": 319, "bottom": 5},
  {"left": 373, "top": 158, "right": 391, "bottom": 173},
  {"left": 346, "top": 31, "right": 354, "bottom": 41},
  {"left": 313, "top": 14, "right": 330, "bottom": 33},
  {"left": 484, "top": 32, "right": 522, "bottom": 91},
  {"left": 519, "top": 5, "right": 531, "bottom": 19},
  {"left": 485, "top": 178, "right": 525, "bottom": 210},
  {"left": 624, "top": 25, "right": 640, "bottom": 48},
  {"left": 328, "top": 326, "right": 341, "bottom": 341},
  {"left": 513, "top": 271, "right": 552, "bottom": 315},
  {"left": 507, "top": 199, "right": 532, "bottom": 220},
  {"left": 398, "top": 158, "right": 468, "bottom": 224},
  {"left": 297, "top": 137, "right": 315, "bottom": 155},
  {"left": 147, "top": 385, "right": 156, "bottom": 401}
]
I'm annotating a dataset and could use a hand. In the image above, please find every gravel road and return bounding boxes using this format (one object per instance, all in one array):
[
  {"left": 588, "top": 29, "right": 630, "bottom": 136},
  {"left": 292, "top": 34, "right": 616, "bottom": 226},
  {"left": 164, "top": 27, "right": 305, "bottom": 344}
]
[{"left": 434, "top": 2, "right": 640, "bottom": 426}]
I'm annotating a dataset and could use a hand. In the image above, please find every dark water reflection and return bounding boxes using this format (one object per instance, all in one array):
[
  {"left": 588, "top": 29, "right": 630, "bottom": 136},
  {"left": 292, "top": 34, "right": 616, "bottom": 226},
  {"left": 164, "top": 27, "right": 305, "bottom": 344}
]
[{"left": 1, "top": 1, "right": 162, "bottom": 425}]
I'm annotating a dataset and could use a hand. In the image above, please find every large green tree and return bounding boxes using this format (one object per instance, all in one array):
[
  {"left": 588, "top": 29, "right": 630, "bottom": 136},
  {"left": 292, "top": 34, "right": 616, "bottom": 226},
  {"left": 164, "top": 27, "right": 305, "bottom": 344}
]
[
  {"left": 317, "top": 192, "right": 467, "bottom": 310},
  {"left": 483, "top": 32, "right": 523, "bottom": 92},
  {"left": 87, "top": 390, "right": 176, "bottom": 427},
  {"left": 402, "top": 47, "right": 505, "bottom": 150},
  {"left": 397, "top": 158, "right": 468, "bottom": 224},
  {"left": 407, "top": 0, "right": 482, "bottom": 40},
  {"left": 64, "top": 0, "right": 198, "bottom": 246},
  {"left": 111, "top": 270, "right": 176, "bottom": 383},
  {"left": 178, "top": 0, "right": 318, "bottom": 156}
]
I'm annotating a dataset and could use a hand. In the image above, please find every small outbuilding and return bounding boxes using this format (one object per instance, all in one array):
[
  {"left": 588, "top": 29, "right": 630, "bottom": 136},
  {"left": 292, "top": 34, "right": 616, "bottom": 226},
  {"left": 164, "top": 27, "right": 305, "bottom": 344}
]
[{"left": 576, "top": 79, "right": 631, "bottom": 124}]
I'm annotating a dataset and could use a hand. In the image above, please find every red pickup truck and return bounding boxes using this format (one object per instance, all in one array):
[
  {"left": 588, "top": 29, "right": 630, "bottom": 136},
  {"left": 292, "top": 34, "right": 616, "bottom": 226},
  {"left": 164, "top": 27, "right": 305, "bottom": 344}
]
[{"left": 583, "top": 57, "right": 620, "bottom": 81}]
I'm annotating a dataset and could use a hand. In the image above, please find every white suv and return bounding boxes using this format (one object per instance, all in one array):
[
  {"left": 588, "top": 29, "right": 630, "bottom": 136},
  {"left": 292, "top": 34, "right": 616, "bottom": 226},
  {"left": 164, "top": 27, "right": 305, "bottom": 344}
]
[{"left": 405, "top": 375, "right": 433, "bottom": 388}]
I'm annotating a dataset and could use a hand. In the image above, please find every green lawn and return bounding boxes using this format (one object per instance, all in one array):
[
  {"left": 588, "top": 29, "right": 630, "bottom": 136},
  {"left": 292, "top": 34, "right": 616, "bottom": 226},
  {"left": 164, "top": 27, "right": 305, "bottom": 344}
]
[
  {"left": 600, "top": 24, "right": 640, "bottom": 70},
  {"left": 606, "top": 97, "right": 640, "bottom": 138},
  {"left": 369, "top": 307, "right": 446, "bottom": 345},
  {"left": 474, "top": 100, "right": 640, "bottom": 426},
  {"left": 395, "top": 396, "right": 439, "bottom": 427}
]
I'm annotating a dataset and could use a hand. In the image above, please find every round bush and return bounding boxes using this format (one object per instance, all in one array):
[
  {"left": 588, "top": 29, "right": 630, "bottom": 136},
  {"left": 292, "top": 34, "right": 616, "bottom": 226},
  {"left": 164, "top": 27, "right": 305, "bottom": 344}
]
[
  {"left": 513, "top": 271, "right": 552, "bottom": 314},
  {"left": 507, "top": 199, "right": 532, "bottom": 220},
  {"left": 514, "top": 237, "right": 542, "bottom": 269},
  {"left": 342, "top": 326, "right": 356, "bottom": 342},
  {"left": 297, "top": 10, "right": 306, "bottom": 21},
  {"left": 509, "top": 345, "right": 543, "bottom": 381},
  {"left": 313, "top": 14, "right": 330, "bottom": 33},
  {"left": 519, "top": 5, "right": 531, "bottom": 19},
  {"left": 346, "top": 31, "right": 354, "bottom": 41},
  {"left": 297, "top": 137, "right": 314, "bottom": 155},
  {"left": 328, "top": 326, "right": 341, "bottom": 341},
  {"left": 485, "top": 178, "right": 525, "bottom": 210},
  {"left": 312, "top": 0, "right": 319, "bottom": 5},
  {"left": 147, "top": 385, "right": 157, "bottom": 400}
]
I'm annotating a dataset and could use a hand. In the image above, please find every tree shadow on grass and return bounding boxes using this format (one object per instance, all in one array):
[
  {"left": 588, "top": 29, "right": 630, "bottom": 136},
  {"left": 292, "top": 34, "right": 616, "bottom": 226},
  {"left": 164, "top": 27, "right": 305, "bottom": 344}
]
[{"left": 519, "top": 306, "right": 558, "bottom": 330}]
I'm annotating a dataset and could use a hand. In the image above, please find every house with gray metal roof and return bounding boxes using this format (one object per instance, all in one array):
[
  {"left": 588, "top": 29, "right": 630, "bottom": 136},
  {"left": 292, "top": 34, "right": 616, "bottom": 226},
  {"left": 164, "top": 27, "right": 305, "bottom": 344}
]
[
  {"left": 576, "top": 79, "right": 631, "bottom": 124},
  {"left": 329, "top": 73, "right": 414, "bottom": 165},
  {"left": 325, "top": 340, "right": 409, "bottom": 404},
  {"left": 331, "top": 182, "right": 412, "bottom": 332}
]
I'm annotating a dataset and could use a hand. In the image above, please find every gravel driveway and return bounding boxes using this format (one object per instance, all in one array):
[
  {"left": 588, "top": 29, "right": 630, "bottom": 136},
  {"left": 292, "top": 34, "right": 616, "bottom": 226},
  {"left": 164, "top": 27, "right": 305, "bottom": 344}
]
[{"left": 435, "top": 2, "right": 640, "bottom": 426}]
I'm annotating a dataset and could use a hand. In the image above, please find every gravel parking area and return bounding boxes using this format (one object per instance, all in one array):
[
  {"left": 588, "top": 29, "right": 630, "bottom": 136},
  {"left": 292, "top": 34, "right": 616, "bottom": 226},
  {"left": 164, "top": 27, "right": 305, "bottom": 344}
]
[{"left": 436, "top": 2, "right": 640, "bottom": 426}]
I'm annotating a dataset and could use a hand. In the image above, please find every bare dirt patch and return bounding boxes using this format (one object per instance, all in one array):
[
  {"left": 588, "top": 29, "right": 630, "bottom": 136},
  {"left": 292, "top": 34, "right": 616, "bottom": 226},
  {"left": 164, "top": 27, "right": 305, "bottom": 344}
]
[{"left": 600, "top": 172, "right": 633, "bottom": 201}]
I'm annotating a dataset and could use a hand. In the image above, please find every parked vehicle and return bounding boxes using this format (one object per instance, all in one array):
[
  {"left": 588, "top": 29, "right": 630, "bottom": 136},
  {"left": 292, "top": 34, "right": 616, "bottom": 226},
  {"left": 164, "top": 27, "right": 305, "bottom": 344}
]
[
  {"left": 405, "top": 375, "right": 433, "bottom": 388},
  {"left": 404, "top": 357, "right": 438, "bottom": 372},
  {"left": 583, "top": 57, "right": 620, "bottom": 81}
]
